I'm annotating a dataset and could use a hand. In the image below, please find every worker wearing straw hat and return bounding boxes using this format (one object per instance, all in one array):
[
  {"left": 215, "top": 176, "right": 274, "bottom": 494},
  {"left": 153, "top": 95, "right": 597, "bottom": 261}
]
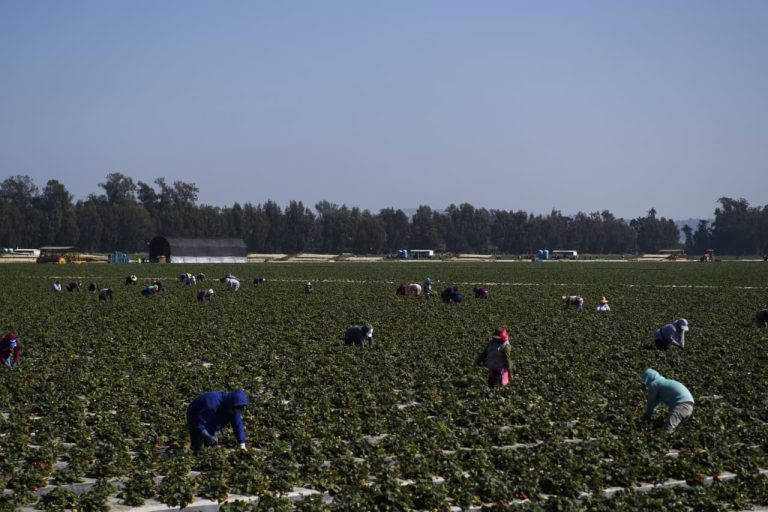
[{"left": 596, "top": 296, "right": 611, "bottom": 312}]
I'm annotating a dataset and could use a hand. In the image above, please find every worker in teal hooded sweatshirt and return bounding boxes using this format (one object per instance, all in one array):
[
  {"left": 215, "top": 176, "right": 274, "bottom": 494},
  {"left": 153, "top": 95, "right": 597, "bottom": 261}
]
[
  {"left": 187, "top": 388, "right": 248, "bottom": 454},
  {"left": 641, "top": 368, "right": 694, "bottom": 435}
]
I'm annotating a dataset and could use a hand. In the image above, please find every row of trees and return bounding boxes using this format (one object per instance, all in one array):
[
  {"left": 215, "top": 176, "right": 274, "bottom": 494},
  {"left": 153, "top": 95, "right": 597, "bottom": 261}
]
[{"left": 0, "top": 174, "right": 765, "bottom": 256}]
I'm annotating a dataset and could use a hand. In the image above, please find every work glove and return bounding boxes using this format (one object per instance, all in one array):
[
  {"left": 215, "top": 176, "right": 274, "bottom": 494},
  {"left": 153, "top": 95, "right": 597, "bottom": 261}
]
[{"left": 202, "top": 431, "right": 218, "bottom": 446}]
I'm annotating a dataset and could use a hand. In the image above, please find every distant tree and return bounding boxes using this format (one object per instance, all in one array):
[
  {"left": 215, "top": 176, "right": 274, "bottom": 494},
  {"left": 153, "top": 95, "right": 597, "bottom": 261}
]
[
  {"left": 439, "top": 203, "right": 491, "bottom": 253},
  {"left": 242, "top": 202, "right": 270, "bottom": 252},
  {"left": 262, "top": 200, "right": 284, "bottom": 253},
  {"left": 314, "top": 201, "right": 351, "bottom": 253},
  {"left": 410, "top": 205, "right": 442, "bottom": 250},
  {"left": 0, "top": 175, "right": 39, "bottom": 213},
  {"left": 226, "top": 202, "right": 245, "bottom": 239},
  {"left": 99, "top": 172, "right": 136, "bottom": 204},
  {"left": 39, "top": 180, "right": 79, "bottom": 246},
  {"left": 0, "top": 201, "right": 23, "bottom": 247},
  {"left": 489, "top": 210, "right": 529, "bottom": 253},
  {"left": 378, "top": 208, "right": 410, "bottom": 252},
  {"left": 0, "top": 175, "right": 40, "bottom": 245},
  {"left": 692, "top": 220, "right": 711, "bottom": 255},
  {"left": 283, "top": 201, "right": 315, "bottom": 253},
  {"left": 353, "top": 210, "right": 386, "bottom": 254},
  {"left": 75, "top": 196, "right": 105, "bottom": 252},
  {"left": 630, "top": 208, "right": 680, "bottom": 253},
  {"left": 600, "top": 211, "right": 637, "bottom": 254},
  {"left": 681, "top": 224, "right": 694, "bottom": 254},
  {"left": 710, "top": 197, "right": 760, "bottom": 255}
]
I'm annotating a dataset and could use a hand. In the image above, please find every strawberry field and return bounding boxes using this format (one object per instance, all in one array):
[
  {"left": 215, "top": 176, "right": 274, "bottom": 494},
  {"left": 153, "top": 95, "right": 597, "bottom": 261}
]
[{"left": 1, "top": 261, "right": 768, "bottom": 511}]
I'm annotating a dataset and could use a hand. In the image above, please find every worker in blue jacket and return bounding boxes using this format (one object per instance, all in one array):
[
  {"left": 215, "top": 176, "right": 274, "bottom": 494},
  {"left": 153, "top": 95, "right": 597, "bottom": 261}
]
[
  {"left": 653, "top": 318, "right": 689, "bottom": 351},
  {"left": 641, "top": 368, "right": 694, "bottom": 435},
  {"left": 186, "top": 388, "right": 248, "bottom": 454}
]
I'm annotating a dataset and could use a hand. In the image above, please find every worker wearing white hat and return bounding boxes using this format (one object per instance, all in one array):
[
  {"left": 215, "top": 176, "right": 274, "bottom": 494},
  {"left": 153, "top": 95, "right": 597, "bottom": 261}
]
[
  {"left": 596, "top": 297, "right": 611, "bottom": 312},
  {"left": 653, "top": 318, "right": 689, "bottom": 351}
]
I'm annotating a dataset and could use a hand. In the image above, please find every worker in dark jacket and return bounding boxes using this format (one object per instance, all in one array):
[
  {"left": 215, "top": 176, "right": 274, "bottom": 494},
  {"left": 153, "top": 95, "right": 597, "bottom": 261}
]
[
  {"left": 141, "top": 283, "right": 160, "bottom": 297},
  {"left": 197, "top": 288, "right": 215, "bottom": 302},
  {"left": 475, "top": 326, "right": 513, "bottom": 387},
  {"left": 755, "top": 309, "right": 768, "bottom": 328},
  {"left": 653, "top": 318, "right": 689, "bottom": 351},
  {"left": 344, "top": 324, "right": 375, "bottom": 347},
  {"left": 0, "top": 332, "right": 20, "bottom": 369},
  {"left": 441, "top": 286, "right": 464, "bottom": 303},
  {"left": 641, "top": 368, "right": 694, "bottom": 435},
  {"left": 474, "top": 287, "right": 489, "bottom": 300},
  {"left": 187, "top": 388, "right": 249, "bottom": 454}
]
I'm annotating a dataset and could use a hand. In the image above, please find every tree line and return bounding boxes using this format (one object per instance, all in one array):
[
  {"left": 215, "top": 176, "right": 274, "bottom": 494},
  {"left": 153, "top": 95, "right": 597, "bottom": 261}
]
[{"left": 0, "top": 173, "right": 765, "bottom": 256}]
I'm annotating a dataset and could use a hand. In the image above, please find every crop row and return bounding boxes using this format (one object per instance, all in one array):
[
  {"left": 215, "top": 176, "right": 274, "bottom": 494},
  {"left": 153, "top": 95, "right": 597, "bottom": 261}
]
[{"left": 1, "top": 262, "right": 767, "bottom": 510}]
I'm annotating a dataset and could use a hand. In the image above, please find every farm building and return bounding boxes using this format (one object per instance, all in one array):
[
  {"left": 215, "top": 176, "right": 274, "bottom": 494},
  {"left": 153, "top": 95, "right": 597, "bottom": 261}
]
[{"left": 148, "top": 237, "right": 247, "bottom": 263}]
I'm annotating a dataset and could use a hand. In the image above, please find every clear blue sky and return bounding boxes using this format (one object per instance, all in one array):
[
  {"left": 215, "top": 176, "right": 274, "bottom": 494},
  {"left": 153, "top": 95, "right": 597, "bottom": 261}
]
[{"left": 1, "top": 0, "right": 766, "bottom": 220}]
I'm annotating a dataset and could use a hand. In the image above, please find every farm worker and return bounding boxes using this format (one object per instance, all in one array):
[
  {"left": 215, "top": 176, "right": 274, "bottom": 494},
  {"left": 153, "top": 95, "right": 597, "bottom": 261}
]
[
  {"left": 474, "top": 287, "right": 490, "bottom": 300},
  {"left": 408, "top": 283, "right": 422, "bottom": 295},
  {"left": 304, "top": 282, "right": 313, "bottom": 294},
  {"left": 220, "top": 275, "right": 240, "bottom": 291},
  {"left": 423, "top": 277, "right": 433, "bottom": 299},
  {"left": 52, "top": 280, "right": 62, "bottom": 292},
  {"left": 755, "top": 309, "right": 768, "bottom": 328},
  {"left": 141, "top": 283, "right": 160, "bottom": 296},
  {"left": 396, "top": 283, "right": 407, "bottom": 296},
  {"left": 125, "top": 275, "right": 138, "bottom": 285},
  {"left": 596, "top": 297, "right": 611, "bottom": 312},
  {"left": 0, "top": 332, "right": 20, "bottom": 369},
  {"left": 475, "top": 326, "right": 513, "bottom": 387},
  {"left": 345, "top": 324, "right": 375, "bottom": 348},
  {"left": 563, "top": 295, "right": 584, "bottom": 311},
  {"left": 641, "top": 368, "right": 694, "bottom": 435},
  {"left": 98, "top": 288, "right": 114, "bottom": 301},
  {"left": 197, "top": 288, "right": 215, "bottom": 302},
  {"left": 441, "top": 286, "right": 464, "bottom": 303},
  {"left": 653, "top": 318, "right": 689, "bottom": 351},
  {"left": 187, "top": 388, "right": 249, "bottom": 454}
]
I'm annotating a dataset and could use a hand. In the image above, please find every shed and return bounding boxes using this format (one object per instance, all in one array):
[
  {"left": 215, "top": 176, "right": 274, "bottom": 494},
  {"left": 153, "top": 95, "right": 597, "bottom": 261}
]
[{"left": 148, "top": 237, "right": 247, "bottom": 264}]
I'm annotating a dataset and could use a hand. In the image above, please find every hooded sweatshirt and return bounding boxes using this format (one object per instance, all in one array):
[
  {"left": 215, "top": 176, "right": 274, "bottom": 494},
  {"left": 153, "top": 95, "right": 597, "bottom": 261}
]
[
  {"left": 641, "top": 369, "right": 693, "bottom": 418},
  {"left": 186, "top": 388, "right": 248, "bottom": 443}
]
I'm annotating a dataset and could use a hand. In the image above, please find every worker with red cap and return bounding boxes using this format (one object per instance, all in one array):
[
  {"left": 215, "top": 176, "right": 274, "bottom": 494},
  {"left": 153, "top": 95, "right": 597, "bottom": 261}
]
[{"left": 475, "top": 326, "right": 514, "bottom": 387}]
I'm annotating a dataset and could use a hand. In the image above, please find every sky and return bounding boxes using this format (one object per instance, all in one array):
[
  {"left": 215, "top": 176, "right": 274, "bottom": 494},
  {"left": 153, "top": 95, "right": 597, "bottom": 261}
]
[{"left": 1, "top": 1, "right": 766, "bottom": 220}]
